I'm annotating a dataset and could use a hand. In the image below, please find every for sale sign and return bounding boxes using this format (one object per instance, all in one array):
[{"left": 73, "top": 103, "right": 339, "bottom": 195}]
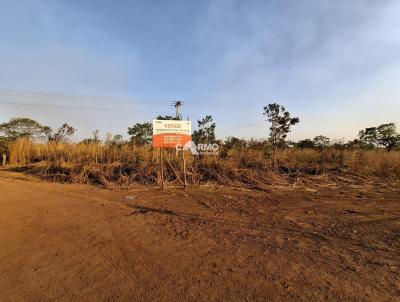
[{"left": 152, "top": 120, "right": 191, "bottom": 148}]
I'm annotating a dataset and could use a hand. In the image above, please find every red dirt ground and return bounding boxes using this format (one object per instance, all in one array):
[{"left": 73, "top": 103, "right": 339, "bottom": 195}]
[{"left": 0, "top": 171, "right": 399, "bottom": 301}]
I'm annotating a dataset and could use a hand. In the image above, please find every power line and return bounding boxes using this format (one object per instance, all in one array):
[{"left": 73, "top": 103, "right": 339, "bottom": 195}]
[
  {"left": 0, "top": 88, "right": 262, "bottom": 128},
  {"left": 0, "top": 88, "right": 148, "bottom": 101},
  {"left": 0, "top": 100, "right": 264, "bottom": 129},
  {"left": 0, "top": 88, "right": 189, "bottom": 106},
  {"left": 0, "top": 93, "right": 164, "bottom": 106},
  {"left": 0, "top": 92, "right": 144, "bottom": 105},
  {"left": 0, "top": 100, "right": 162, "bottom": 113}
]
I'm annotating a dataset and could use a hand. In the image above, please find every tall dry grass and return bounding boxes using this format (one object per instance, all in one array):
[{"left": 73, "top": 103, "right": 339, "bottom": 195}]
[
  {"left": 6, "top": 138, "right": 400, "bottom": 187},
  {"left": 274, "top": 148, "right": 400, "bottom": 177},
  {"left": 9, "top": 138, "right": 155, "bottom": 165}
]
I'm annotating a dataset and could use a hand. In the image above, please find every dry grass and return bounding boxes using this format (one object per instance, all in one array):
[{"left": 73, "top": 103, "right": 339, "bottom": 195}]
[
  {"left": 275, "top": 148, "right": 400, "bottom": 177},
  {"left": 6, "top": 138, "right": 400, "bottom": 187}
]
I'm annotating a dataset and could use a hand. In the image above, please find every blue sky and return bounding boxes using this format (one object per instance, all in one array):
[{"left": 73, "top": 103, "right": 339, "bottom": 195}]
[{"left": 0, "top": 0, "right": 399, "bottom": 141}]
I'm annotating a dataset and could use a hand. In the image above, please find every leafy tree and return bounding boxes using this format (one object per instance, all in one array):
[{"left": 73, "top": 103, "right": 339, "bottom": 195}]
[
  {"left": 224, "top": 136, "right": 247, "bottom": 149},
  {"left": 313, "top": 135, "right": 330, "bottom": 149},
  {"left": 376, "top": 123, "right": 400, "bottom": 150},
  {"left": 156, "top": 115, "right": 179, "bottom": 121},
  {"left": 332, "top": 141, "right": 346, "bottom": 150},
  {"left": 358, "top": 127, "right": 378, "bottom": 148},
  {"left": 105, "top": 133, "right": 124, "bottom": 146},
  {"left": 345, "top": 139, "right": 364, "bottom": 149},
  {"left": 297, "top": 139, "right": 315, "bottom": 149},
  {"left": 359, "top": 123, "right": 400, "bottom": 150},
  {"left": 0, "top": 117, "right": 50, "bottom": 140},
  {"left": 263, "top": 103, "right": 299, "bottom": 149},
  {"left": 127, "top": 122, "right": 153, "bottom": 145},
  {"left": 113, "top": 134, "right": 124, "bottom": 144},
  {"left": 48, "top": 123, "right": 76, "bottom": 142},
  {"left": 192, "top": 115, "right": 216, "bottom": 144}
]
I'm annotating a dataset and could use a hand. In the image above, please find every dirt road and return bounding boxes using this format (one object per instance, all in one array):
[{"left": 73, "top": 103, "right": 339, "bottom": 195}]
[{"left": 0, "top": 171, "right": 399, "bottom": 301}]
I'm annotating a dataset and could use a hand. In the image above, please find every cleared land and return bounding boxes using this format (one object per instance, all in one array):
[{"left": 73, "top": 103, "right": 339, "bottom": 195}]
[{"left": 0, "top": 170, "right": 399, "bottom": 301}]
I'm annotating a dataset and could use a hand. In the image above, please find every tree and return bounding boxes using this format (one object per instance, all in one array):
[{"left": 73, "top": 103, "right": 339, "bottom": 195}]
[
  {"left": 345, "top": 139, "right": 364, "bottom": 149},
  {"left": 358, "top": 127, "right": 378, "bottom": 148},
  {"left": 313, "top": 135, "right": 330, "bottom": 149},
  {"left": 359, "top": 123, "right": 400, "bottom": 150},
  {"left": 105, "top": 133, "right": 124, "bottom": 146},
  {"left": 0, "top": 117, "right": 50, "bottom": 140},
  {"left": 48, "top": 123, "right": 76, "bottom": 142},
  {"left": 376, "top": 123, "right": 400, "bottom": 150},
  {"left": 156, "top": 115, "right": 179, "bottom": 121},
  {"left": 192, "top": 115, "right": 216, "bottom": 144},
  {"left": 224, "top": 136, "right": 247, "bottom": 149},
  {"left": 263, "top": 103, "right": 299, "bottom": 149},
  {"left": 112, "top": 134, "right": 124, "bottom": 145},
  {"left": 127, "top": 122, "right": 153, "bottom": 145},
  {"left": 297, "top": 139, "right": 315, "bottom": 149}
]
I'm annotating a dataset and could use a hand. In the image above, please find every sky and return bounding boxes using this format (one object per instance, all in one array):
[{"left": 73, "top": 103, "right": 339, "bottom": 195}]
[{"left": 0, "top": 0, "right": 399, "bottom": 142}]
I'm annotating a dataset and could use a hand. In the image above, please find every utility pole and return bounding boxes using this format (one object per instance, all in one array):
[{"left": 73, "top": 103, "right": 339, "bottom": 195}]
[
  {"left": 171, "top": 101, "right": 183, "bottom": 120},
  {"left": 170, "top": 100, "right": 189, "bottom": 190}
]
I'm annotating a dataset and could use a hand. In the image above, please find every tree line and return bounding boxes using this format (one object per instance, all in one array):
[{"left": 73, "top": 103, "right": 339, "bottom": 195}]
[{"left": 1, "top": 103, "right": 399, "bottom": 152}]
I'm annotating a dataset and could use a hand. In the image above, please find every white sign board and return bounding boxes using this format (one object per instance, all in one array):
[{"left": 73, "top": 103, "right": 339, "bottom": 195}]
[{"left": 152, "top": 120, "right": 191, "bottom": 148}]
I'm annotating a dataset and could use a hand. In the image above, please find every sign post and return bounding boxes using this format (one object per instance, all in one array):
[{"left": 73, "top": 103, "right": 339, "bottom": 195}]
[
  {"left": 182, "top": 150, "right": 187, "bottom": 190},
  {"left": 152, "top": 120, "right": 191, "bottom": 189},
  {"left": 159, "top": 148, "right": 164, "bottom": 190}
]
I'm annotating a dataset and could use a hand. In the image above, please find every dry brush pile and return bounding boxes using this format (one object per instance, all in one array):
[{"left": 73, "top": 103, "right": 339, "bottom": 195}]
[{"left": 5, "top": 138, "right": 400, "bottom": 188}]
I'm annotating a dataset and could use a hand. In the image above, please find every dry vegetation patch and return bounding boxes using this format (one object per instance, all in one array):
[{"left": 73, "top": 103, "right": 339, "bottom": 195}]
[{"left": 5, "top": 139, "right": 400, "bottom": 188}]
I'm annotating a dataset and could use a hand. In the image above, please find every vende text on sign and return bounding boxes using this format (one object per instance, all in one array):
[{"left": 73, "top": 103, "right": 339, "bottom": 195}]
[{"left": 152, "top": 120, "right": 191, "bottom": 148}]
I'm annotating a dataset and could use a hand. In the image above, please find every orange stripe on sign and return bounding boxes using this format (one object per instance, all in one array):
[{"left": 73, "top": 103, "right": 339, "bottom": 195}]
[{"left": 153, "top": 134, "right": 192, "bottom": 148}]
